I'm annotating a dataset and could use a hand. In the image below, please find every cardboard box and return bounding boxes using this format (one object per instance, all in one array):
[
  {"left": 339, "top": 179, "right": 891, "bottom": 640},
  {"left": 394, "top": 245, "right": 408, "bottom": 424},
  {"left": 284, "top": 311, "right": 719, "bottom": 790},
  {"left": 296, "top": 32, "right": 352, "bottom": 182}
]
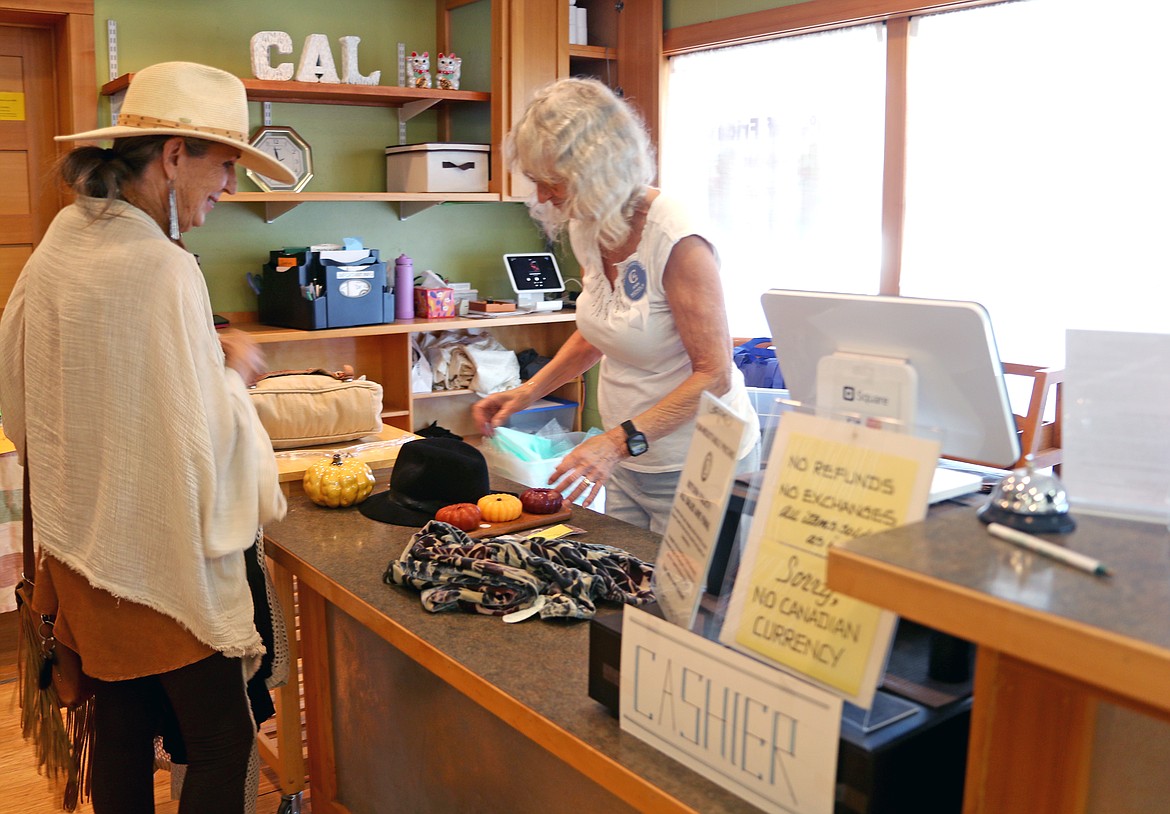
[
  {"left": 414, "top": 286, "right": 456, "bottom": 319},
  {"left": 452, "top": 288, "right": 478, "bottom": 316},
  {"left": 385, "top": 143, "right": 490, "bottom": 193}
]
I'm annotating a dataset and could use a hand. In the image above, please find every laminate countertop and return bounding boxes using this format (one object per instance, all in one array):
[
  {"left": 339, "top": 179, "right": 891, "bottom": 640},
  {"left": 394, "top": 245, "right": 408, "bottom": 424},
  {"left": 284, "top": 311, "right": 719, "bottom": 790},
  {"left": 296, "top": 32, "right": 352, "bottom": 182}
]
[
  {"left": 828, "top": 507, "right": 1170, "bottom": 714},
  {"left": 264, "top": 473, "right": 762, "bottom": 813}
]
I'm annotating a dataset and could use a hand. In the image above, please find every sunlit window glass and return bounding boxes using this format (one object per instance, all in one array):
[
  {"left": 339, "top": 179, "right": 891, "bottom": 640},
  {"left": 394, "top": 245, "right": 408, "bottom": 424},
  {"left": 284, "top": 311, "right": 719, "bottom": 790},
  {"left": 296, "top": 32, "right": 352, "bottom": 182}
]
[
  {"left": 900, "top": 0, "right": 1170, "bottom": 366},
  {"left": 663, "top": 25, "right": 887, "bottom": 337}
]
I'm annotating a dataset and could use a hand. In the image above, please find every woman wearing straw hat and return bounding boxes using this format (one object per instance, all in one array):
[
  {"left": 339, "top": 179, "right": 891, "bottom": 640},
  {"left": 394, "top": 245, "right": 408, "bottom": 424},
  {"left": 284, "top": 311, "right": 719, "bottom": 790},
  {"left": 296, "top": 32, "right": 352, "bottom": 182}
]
[{"left": 0, "top": 62, "right": 292, "bottom": 812}]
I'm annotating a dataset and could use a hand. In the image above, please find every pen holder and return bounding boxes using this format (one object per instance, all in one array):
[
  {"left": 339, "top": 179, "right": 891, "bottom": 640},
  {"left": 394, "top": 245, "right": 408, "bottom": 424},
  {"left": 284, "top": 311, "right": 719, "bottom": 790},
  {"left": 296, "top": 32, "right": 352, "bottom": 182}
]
[{"left": 256, "top": 251, "right": 328, "bottom": 330}]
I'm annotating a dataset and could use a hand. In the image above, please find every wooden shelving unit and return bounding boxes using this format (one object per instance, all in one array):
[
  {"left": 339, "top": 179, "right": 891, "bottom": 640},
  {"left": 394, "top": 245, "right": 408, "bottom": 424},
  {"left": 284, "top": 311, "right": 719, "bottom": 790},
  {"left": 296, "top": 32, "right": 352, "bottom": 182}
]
[
  {"left": 100, "top": 73, "right": 490, "bottom": 108},
  {"left": 100, "top": 73, "right": 497, "bottom": 220},
  {"left": 568, "top": 44, "right": 616, "bottom": 62},
  {"left": 221, "top": 190, "right": 500, "bottom": 222},
  {"left": 481, "top": 0, "right": 660, "bottom": 198},
  {"left": 231, "top": 311, "right": 580, "bottom": 438},
  {"left": 234, "top": 310, "right": 574, "bottom": 342}
]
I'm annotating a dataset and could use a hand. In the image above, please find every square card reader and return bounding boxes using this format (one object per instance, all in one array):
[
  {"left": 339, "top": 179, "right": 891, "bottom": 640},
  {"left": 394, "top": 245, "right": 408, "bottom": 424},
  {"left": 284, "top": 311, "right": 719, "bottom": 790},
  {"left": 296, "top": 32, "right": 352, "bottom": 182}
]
[{"left": 503, "top": 253, "right": 565, "bottom": 311}]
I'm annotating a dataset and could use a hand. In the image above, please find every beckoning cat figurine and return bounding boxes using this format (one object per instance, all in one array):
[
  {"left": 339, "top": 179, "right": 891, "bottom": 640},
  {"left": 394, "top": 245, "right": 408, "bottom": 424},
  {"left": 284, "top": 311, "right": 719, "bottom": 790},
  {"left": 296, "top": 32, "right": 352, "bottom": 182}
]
[
  {"left": 436, "top": 52, "right": 462, "bottom": 90},
  {"left": 408, "top": 51, "right": 431, "bottom": 89}
]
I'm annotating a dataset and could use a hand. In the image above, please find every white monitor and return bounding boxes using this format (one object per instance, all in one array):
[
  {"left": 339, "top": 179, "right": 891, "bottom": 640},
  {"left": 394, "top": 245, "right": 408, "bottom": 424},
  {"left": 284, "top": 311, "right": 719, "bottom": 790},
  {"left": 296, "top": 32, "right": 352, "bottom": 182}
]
[
  {"left": 761, "top": 290, "right": 1020, "bottom": 467},
  {"left": 503, "top": 253, "right": 565, "bottom": 311}
]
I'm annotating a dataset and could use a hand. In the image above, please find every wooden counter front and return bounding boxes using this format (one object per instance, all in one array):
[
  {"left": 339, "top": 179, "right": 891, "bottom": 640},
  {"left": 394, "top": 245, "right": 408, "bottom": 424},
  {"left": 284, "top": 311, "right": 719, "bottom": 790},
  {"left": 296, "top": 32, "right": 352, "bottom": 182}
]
[{"left": 263, "top": 474, "right": 761, "bottom": 814}]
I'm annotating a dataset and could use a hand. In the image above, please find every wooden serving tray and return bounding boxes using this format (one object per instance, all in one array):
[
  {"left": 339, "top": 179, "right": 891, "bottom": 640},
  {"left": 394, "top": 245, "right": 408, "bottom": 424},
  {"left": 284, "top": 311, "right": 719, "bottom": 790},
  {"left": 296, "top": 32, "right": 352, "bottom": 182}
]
[
  {"left": 275, "top": 426, "right": 416, "bottom": 483},
  {"left": 466, "top": 506, "right": 572, "bottom": 539}
]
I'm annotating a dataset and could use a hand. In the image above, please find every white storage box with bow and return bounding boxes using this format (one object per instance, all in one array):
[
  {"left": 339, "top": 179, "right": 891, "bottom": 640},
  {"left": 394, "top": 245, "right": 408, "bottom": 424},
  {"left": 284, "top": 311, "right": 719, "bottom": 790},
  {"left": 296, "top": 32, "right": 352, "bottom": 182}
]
[{"left": 385, "top": 143, "right": 490, "bottom": 193}]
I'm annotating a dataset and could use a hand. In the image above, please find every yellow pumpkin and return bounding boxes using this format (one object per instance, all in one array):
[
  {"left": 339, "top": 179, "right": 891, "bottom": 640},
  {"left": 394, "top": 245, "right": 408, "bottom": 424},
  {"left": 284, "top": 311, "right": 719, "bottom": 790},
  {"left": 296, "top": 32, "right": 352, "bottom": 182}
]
[
  {"left": 477, "top": 493, "right": 522, "bottom": 523},
  {"left": 303, "top": 453, "right": 376, "bottom": 508}
]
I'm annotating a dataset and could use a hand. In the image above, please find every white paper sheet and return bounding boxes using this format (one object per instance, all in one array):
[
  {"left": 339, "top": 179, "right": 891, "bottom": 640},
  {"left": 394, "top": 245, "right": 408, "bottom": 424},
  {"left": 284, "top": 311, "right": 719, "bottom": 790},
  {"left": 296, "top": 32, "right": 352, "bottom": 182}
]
[{"left": 1064, "top": 330, "right": 1170, "bottom": 522}]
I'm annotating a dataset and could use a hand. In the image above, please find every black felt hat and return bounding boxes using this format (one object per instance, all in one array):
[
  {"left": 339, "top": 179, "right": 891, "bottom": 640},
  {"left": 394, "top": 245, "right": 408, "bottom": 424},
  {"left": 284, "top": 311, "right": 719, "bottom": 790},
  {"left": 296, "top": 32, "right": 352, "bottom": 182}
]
[{"left": 359, "top": 437, "right": 491, "bottom": 526}]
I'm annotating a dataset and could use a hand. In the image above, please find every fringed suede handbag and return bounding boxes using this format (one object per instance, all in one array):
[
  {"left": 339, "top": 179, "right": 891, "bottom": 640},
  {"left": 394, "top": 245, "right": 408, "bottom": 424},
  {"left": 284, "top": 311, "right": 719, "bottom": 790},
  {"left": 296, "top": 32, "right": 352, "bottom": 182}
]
[{"left": 15, "top": 462, "right": 95, "bottom": 811}]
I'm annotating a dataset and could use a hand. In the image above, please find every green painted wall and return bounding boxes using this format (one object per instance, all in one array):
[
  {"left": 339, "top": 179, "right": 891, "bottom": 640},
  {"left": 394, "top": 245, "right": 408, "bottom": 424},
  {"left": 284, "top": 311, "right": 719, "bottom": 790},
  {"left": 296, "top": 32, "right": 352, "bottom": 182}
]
[
  {"left": 96, "top": 0, "right": 543, "bottom": 314},
  {"left": 664, "top": 0, "right": 811, "bottom": 30},
  {"left": 90, "top": 0, "right": 798, "bottom": 432},
  {"left": 88, "top": 0, "right": 812, "bottom": 316}
]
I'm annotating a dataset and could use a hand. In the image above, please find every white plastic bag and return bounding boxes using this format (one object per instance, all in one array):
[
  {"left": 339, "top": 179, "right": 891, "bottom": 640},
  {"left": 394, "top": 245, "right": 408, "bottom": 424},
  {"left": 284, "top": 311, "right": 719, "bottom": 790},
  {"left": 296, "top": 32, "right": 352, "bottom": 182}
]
[
  {"left": 410, "top": 334, "right": 434, "bottom": 394},
  {"left": 413, "top": 329, "right": 520, "bottom": 394}
]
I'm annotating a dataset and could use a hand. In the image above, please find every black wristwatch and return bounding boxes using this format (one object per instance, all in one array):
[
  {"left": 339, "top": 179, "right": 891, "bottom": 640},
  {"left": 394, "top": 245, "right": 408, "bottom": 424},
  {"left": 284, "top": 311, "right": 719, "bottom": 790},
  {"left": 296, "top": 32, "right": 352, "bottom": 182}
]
[{"left": 621, "top": 420, "right": 649, "bottom": 457}]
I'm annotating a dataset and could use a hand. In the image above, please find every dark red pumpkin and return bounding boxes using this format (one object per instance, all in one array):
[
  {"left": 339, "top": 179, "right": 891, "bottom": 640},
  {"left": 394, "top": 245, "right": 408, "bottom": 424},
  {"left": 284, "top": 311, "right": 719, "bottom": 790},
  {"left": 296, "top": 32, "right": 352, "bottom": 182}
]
[{"left": 520, "top": 487, "right": 564, "bottom": 515}]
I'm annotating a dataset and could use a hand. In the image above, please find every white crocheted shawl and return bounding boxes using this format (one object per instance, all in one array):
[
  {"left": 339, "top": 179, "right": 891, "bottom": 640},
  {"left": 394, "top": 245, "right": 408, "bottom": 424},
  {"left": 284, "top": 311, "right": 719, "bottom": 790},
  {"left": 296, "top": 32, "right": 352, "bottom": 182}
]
[{"left": 0, "top": 198, "right": 286, "bottom": 658}]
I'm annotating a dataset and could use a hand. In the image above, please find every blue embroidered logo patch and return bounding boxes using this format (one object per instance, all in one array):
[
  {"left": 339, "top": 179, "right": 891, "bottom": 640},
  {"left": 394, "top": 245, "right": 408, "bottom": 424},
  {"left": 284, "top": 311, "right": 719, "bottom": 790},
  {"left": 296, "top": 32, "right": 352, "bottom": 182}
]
[{"left": 623, "top": 261, "right": 648, "bottom": 302}]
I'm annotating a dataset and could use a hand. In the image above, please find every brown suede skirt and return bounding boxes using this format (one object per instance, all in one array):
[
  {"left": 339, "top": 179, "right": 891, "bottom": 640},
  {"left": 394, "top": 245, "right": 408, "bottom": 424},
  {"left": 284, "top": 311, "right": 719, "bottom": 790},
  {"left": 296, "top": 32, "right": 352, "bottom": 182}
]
[{"left": 32, "top": 553, "right": 213, "bottom": 681}]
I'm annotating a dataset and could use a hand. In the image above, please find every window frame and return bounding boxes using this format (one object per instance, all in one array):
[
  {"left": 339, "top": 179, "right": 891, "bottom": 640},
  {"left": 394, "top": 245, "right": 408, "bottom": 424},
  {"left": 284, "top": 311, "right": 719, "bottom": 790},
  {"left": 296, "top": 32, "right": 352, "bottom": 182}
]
[{"left": 662, "top": 0, "right": 1011, "bottom": 295}]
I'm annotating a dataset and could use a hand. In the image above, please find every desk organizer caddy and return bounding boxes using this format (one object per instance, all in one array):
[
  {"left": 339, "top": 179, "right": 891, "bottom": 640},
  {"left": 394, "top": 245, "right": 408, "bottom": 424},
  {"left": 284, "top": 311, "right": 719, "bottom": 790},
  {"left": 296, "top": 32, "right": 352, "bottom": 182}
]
[{"left": 254, "top": 248, "right": 395, "bottom": 330}]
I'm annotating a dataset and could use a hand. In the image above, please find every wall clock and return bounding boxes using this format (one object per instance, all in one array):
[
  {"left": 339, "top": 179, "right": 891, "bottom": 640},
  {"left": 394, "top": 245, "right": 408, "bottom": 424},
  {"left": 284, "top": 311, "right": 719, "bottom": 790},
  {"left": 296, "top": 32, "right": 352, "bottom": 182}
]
[{"left": 246, "top": 125, "right": 314, "bottom": 193}]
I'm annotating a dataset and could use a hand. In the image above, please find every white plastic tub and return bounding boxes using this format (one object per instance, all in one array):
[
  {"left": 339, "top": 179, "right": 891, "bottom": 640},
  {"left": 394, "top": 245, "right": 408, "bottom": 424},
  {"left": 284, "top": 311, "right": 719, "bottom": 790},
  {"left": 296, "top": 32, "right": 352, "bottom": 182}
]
[{"left": 481, "top": 430, "right": 605, "bottom": 510}]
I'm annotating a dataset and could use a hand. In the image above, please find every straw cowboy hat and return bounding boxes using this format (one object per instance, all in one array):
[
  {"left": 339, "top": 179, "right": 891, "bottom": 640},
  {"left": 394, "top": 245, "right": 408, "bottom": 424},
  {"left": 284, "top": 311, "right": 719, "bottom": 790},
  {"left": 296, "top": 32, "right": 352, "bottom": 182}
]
[{"left": 57, "top": 61, "right": 295, "bottom": 185}]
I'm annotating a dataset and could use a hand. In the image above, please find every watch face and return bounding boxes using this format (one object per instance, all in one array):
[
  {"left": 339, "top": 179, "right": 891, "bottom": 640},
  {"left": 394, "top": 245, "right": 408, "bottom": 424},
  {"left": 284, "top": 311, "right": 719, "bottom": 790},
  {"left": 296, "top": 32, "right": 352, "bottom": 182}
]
[
  {"left": 627, "top": 434, "right": 649, "bottom": 456},
  {"left": 247, "top": 127, "right": 313, "bottom": 193},
  {"left": 622, "top": 421, "right": 649, "bottom": 457}
]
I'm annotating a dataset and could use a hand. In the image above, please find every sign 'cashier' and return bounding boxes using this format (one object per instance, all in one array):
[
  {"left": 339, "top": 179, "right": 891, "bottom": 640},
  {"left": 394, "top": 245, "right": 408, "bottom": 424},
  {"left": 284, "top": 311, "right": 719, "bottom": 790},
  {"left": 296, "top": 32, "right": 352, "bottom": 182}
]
[{"left": 719, "top": 411, "right": 939, "bottom": 708}]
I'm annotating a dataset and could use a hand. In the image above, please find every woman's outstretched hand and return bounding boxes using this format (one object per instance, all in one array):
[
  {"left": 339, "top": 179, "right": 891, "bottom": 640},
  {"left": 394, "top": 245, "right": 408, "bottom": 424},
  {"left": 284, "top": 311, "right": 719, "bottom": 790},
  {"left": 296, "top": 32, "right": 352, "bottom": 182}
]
[
  {"left": 548, "top": 430, "right": 625, "bottom": 509},
  {"left": 472, "top": 385, "right": 535, "bottom": 438},
  {"left": 219, "top": 329, "right": 265, "bottom": 386}
]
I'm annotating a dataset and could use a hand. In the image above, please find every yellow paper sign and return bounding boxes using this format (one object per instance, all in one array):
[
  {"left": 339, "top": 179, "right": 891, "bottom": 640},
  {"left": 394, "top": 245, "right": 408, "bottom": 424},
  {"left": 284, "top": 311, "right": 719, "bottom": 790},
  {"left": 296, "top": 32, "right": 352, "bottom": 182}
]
[
  {"left": 533, "top": 523, "right": 574, "bottom": 540},
  {"left": 720, "top": 411, "right": 938, "bottom": 707},
  {"left": 0, "top": 92, "right": 26, "bottom": 121}
]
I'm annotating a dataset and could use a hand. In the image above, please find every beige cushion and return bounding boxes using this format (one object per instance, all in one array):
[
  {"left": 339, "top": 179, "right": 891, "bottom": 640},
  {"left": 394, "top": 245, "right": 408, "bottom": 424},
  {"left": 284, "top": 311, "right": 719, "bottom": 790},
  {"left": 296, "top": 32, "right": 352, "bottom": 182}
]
[{"left": 250, "top": 374, "right": 383, "bottom": 449}]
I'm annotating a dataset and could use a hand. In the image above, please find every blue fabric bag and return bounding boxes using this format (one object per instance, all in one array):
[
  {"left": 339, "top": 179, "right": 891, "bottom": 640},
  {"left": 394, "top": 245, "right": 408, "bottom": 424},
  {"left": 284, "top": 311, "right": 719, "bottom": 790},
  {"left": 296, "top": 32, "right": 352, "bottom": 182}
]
[{"left": 733, "top": 337, "right": 784, "bottom": 389}]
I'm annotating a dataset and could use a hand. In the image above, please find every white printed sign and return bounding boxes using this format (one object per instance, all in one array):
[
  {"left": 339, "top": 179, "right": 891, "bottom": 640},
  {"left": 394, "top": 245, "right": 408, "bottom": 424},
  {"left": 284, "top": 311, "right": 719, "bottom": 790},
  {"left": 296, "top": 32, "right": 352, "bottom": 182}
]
[
  {"left": 621, "top": 606, "right": 842, "bottom": 814},
  {"left": 1064, "top": 329, "right": 1170, "bottom": 521},
  {"left": 654, "top": 391, "right": 749, "bottom": 628},
  {"left": 720, "top": 412, "right": 937, "bottom": 708}
]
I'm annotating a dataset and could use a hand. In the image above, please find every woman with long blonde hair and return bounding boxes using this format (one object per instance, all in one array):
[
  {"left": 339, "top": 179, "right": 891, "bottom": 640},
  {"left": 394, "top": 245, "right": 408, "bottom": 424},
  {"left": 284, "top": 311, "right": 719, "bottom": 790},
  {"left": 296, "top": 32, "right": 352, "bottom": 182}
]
[{"left": 474, "top": 78, "right": 760, "bottom": 533}]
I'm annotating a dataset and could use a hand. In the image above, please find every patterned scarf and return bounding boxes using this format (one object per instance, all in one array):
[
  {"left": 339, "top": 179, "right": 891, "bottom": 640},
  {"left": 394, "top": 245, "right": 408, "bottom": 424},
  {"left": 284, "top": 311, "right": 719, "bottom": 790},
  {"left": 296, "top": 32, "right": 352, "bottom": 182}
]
[{"left": 384, "top": 520, "right": 656, "bottom": 620}]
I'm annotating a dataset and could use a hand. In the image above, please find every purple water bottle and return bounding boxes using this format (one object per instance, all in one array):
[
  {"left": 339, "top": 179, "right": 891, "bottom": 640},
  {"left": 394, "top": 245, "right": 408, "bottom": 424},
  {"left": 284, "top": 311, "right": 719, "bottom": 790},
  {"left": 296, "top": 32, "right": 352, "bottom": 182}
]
[{"left": 394, "top": 253, "right": 414, "bottom": 320}]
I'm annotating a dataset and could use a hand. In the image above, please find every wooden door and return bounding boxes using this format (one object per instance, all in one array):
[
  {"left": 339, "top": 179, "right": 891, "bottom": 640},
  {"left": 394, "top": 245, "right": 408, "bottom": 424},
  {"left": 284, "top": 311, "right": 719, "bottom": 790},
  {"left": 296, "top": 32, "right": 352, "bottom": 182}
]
[{"left": 0, "top": 23, "right": 60, "bottom": 311}]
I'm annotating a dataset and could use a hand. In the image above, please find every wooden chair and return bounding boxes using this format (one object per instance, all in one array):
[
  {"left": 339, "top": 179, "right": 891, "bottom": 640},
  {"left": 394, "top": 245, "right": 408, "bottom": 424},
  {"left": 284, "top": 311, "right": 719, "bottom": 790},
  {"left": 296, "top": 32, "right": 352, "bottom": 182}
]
[{"left": 1001, "top": 363, "right": 1064, "bottom": 472}]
